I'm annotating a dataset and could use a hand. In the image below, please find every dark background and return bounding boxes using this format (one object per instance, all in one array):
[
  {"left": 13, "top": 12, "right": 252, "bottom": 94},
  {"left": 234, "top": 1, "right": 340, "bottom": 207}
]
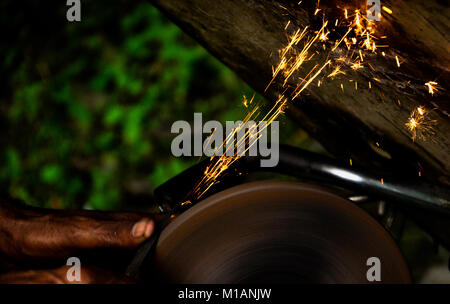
[
  {"left": 0, "top": 1, "right": 316, "bottom": 211},
  {"left": 0, "top": 1, "right": 448, "bottom": 283}
]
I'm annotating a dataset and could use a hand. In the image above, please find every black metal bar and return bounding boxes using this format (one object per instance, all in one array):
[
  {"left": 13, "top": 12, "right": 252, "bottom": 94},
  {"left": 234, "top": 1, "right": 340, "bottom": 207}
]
[
  {"left": 154, "top": 145, "right": 450, "bottom": 214},
  {"left": 250, "top": 145, "right": 450, "bottom": 213}
]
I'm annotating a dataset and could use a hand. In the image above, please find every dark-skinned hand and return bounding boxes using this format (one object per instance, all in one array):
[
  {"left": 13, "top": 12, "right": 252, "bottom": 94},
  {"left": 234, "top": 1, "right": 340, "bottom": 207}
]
[{"left": 0, "top": 199, "right": 159, "bottom": 283}]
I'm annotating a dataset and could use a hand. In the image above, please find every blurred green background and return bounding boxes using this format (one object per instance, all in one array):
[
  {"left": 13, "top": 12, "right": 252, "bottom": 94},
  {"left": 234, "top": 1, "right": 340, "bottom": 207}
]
[
  {"left": 0, "top": 1, "right": 316, "bottom": 211},
  {"left": 0, "top": 1, "right": 448, "bottom": 282}
]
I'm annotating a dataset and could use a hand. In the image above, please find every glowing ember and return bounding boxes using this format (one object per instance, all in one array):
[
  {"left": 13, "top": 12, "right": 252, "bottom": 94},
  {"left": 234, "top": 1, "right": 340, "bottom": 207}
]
[
  {"left": 395, "top": 55, "right": 400, "bottom": 67},
  {"left": 405, "top": 106, "right": 437, "bottom": 141},
  {"left": 242, "top": 94, "right": 255, "bottom": 108},
  {"left": 351, "top": 60, "right": 364, "bottom": 70},
  {"left": 424, "top": 81, "right": 440, "bottom": 96},
  {"left": 327, "top": 65, "right": 345, "bottom": 79},
  {"left": 188, "top": 2, "right": 441, "bottom": 201},
  {"left": 382, "top": 6, "right": 393, "bottom": 15}
]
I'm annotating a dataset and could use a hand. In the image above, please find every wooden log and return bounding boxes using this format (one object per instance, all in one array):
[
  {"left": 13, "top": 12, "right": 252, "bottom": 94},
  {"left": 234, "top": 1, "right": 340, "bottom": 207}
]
[{"left": 151, "top": 0, "right": 450, "bottom": 186}]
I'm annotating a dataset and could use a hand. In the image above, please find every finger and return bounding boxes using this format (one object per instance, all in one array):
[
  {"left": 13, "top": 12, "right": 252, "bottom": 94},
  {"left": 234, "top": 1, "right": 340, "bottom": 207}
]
[
  {"left": 4, "top": 216, "right": 156, "bottom": 262},
  {"left": 56, "top": 216, "right": 156, "bottom": 250},
  {"left": 131, "top": 218, "right": 155, "bottom": 242},
  {"left": 0, "top": 200, "right": 163, "bottom": 263}
]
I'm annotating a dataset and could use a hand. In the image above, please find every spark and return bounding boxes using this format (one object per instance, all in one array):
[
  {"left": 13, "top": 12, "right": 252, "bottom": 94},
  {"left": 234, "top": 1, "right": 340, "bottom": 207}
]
[
  {"left": 332, "top": 27, "right": 352, "bottom": 51},
  {"left": 191, "top": 3, "right": 410, "bottom": 201},
  {"left": 181, "top": 200, "right": 192, "bottom": 206},
  {"left": 191, "top": 104, "right": 262, "bottom": 198},
  {"left": 192, "top": 19, "right": 333, "bottom": 199},
  {"left": 285, "top": 20, "right": 291, "bottom": 30},
  {"left": 242, "top": 94, "right": 255, "bottom": 108},
  {"left": 292, "top": 60, "right": 331, "bottom": 99},
  {"left": 417, "top": 106, "right": 424, "bottom": 115},
  {"left": 425, "top": 81, "right": 440, "bottom": 96},
  {"left": 203, "top": 128, "right": 217, "bottom": 156},
  {"left": 281, "top": 22, "right": 328, "bottom": 86},
  {"left": 382, "top": 6, "right": 393, "bottom": 14},
  {"left": 355, "top": 10, "right": 361, "bottom": 27},
  {"left": 351, "top": 60, "right": 364, "bottom": 70},
  {"left": 265, "top": 27, "right": 310, "bottom": 91},
  {"left": 319, "top": 30, "right": 330, "bottom": 42},
  {"left": 395, "top": 55, "right": 400, "bottom": 67},
  {"left": 363, "top": 32, "right": 372, "bottom": 50},
  {"left": 344, "top": 38, "right": 351, "bottom": 50},
  {"left": 405, "top": 106, "right": 437, "bottom": 141},
  {"left": 327, "top": 65, "right": 346, "bottom": 79}
]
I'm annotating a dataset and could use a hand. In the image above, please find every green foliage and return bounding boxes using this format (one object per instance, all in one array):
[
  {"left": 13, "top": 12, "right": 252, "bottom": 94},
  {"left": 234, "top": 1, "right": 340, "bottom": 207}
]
[
  {"left": 0, "top": 1, "right": 306, "bottom": 210},
  {"left": 0, "top": 2, "right": 251, "bottom": 210}
]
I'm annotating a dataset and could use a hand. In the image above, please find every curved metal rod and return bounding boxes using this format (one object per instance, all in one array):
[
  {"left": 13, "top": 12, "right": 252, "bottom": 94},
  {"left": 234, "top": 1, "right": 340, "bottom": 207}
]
[
  {"left": 244, "top": 145, "right": 450, "bottom": 214},
  {"left": 154, "top": 145, "right": 450, "bottom": 214}
]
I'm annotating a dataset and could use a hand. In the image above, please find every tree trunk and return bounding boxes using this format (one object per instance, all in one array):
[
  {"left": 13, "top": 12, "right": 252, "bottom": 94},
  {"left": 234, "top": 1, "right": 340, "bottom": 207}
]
[{"left": 151, "top": 0, "right": 450, "bottom": 186}]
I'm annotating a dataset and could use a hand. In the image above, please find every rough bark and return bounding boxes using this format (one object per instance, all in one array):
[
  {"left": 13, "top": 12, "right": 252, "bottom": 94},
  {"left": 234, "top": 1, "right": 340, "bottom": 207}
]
[{"left": 151, "top": 0, "right": 450, "bottom": 186}]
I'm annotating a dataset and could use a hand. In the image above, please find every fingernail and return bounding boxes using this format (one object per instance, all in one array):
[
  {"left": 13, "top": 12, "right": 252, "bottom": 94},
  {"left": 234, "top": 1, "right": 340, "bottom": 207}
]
[
  {"left": 131, "top": 219, "right": 148, "bottom": 238},
  {"left": 144, "top": 220, "right": 154, "bottom": 238}
]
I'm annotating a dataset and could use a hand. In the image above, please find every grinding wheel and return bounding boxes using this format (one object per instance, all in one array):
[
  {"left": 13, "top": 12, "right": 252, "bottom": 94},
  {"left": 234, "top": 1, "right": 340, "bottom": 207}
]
[{"left": 152, "top": 181, "right": 411, "bottom": 283}]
